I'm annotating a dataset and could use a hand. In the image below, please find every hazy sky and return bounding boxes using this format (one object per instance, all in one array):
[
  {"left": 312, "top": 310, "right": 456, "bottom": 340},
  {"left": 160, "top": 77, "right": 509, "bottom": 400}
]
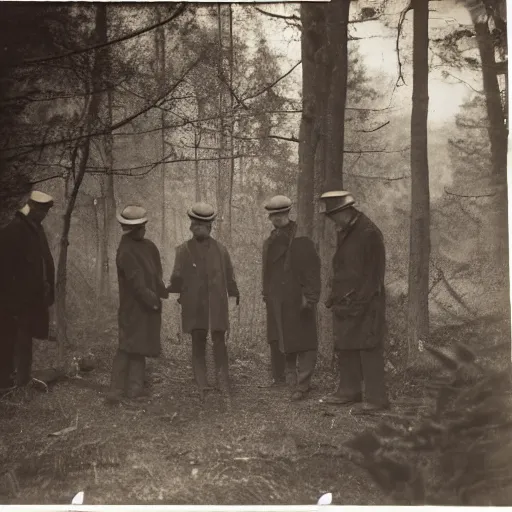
[{"left": 247, "top": 1, "right": 480, "bottom": 124}]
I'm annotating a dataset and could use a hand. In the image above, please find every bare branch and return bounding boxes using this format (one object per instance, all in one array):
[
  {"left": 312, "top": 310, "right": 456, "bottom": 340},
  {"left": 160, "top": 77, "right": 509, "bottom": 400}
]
[
  {"left": 435, "top": 71, "right": 484, "bottom": 94},
  {"left": 252, "top": 6, "right": 300, "bottom": 23},
  {"left": 28, "top": 154, "right": 256, "bottom": 184},
  {"left": 444, "top": 188, "right": 496, "bottom": 198},
  {"left": 2, "top": 55, "right": 203, "bottom": 157},
  {"left": 346, "top": 172, "right": 409, "bottom": 181},
  {"left": 113, "top": 109, "right": 302, "bottom": 137},
  {"left": 344, "top": 147, "right": 409, "bottom": 154},
  {"left": 356, "top": 120, "right": 390, "bottom": 132},
  {"left": 237, "top": 61, "right": 302, "bottom": 105},
  {"left": 91, "top": 154, "right": 256, "bottom": 177},
  {"left": 16, "top": 4, "right": 188, "bottom": 67},
  {"left": 396, "top": 0, "right": 413, "bottom": 87}
]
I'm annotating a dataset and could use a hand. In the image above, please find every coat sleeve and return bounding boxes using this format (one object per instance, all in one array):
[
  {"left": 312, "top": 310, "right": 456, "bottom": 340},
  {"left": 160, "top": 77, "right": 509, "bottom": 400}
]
[
  {"left": 296, "top": 238, "right": 321, "bottom": 304},
  {"left": 262, "top": 239, "right": 269, "bottom": 300},
  {"left": 151, "top": 242, "right": 169, "bottom": 299},
  {"left": 223, "top": 246, "right": 239, "bottom": 298},
  {"left": 168, "top": 246, "right": 184, "bottom": 293},
  {"left": 118, "top": 247, "right": 160, "bottom": 310},
  {"left": 354, "top": 228, "right": 385, "bottom": 305}
]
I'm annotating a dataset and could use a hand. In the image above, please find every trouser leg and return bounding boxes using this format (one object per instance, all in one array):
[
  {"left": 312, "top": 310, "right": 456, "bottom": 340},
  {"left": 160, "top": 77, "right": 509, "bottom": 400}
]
[
  {"left": 15, "top": 324, "right": 33, "bottom": 387},
  {"left": 336, "top": 349, "right": 363, "bottom": 401},
  {"left": 360, "top": 345, "right": 389, "bottom": 407},
  {"left": 284, "top": 352, "right": 297, "bottom": 388},
  {"left": 269, "top": 340, "right": 285, "bottom": 382},
  {"left": 212, "top": 331, "right": 230, "bottom": 394},
  {"left": 296, "top": 350, "right": 317, "bottom": 392},
  {"left": 0, "top": 314, "right": 16, "bottom": 389},
  {"left": 109, "top": 349, "right": 130, "bottom": 398},
  {"left": 191, "top": 329, "right": 209, "bottom": 390},
  {"left": 127, "top": 354, "right": 146, "bottom": 398}
]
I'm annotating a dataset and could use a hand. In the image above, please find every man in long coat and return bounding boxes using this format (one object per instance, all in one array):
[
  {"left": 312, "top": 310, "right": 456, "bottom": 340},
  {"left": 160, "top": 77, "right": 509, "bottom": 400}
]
[
  {"left": 168, "top": 203, "right": 239, "bottom": 400},
  {"left": 0, "top": 191, "right": 55, "bottom": 392},
  {"left": 319, "top": 189, "right": 389, "bottom": 412},
  {"left": 262, "top": 195, "right": 321, "bottom": 401},
  {"left": 107, "top": 205, "right": 169, "bottom": 404}
]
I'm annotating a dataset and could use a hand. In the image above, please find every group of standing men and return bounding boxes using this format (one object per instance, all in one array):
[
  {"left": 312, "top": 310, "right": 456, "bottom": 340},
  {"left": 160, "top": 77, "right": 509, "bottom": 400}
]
[
  {"left": 109, "top": 188, "right": 389, "bottom": 413},
  {"left": 0, "top": 186, "right": 389, "bottom": 413},
  {"left": 262, "top": 191, "right": 389, "bottom": 411}
]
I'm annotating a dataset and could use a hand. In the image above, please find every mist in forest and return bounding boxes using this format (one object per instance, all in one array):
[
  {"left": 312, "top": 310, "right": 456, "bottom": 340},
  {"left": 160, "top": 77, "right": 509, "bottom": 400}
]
[{"left": 0, "top": 0, "right": 510, "bottom": 506}]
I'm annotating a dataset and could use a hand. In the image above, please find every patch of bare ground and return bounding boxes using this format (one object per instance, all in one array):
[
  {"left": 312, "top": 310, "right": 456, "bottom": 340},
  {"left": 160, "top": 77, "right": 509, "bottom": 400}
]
[{"left": 0, "top": 313, "right": 509, "bottom": 505}]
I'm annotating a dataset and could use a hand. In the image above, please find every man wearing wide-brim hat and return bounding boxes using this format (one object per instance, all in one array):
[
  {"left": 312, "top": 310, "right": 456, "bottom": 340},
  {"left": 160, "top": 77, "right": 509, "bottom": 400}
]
[
  {"left": 106, "top": 205, "right": 169, "bottom": 404},
  {"left": 318, "top": 189, "right": 389, "bottom": 413},
  {"left": 167, "top": 202, "right": 240, "bottom": 401},
  {"left": 0, "top": 190, "right": 55, "bottom": 393},
  {"left": 262, "top": 195, "right": 321, "bottom": 401}
]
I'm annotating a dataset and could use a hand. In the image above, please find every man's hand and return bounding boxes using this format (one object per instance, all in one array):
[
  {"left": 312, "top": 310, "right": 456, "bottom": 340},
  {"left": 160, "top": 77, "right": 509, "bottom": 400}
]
[{"left": 301, "top": 295, "right": 315, "bottom": 312}]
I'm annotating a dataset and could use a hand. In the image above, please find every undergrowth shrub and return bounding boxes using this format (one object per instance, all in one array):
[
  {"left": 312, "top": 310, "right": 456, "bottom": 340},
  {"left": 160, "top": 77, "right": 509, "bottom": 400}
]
[{"left": 344, "top": 341, "right": 512, "bottom": 505}]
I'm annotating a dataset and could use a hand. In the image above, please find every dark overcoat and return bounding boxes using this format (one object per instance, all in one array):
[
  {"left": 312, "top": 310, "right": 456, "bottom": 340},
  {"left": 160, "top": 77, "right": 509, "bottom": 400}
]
[
  {"left": 168, "top": 237, "right": 239, "bottom": 334},
  {"left": 327, "top": 211, "right": 386, "bottom": 351},
  {"left": 116, "top": 234, "right": 168, "bottom": 357},
  {"left": 262, "top": 221, "right": 321, "bottom": 354},
  {"left": 0, "top": 212, "right": 55, "bottom": 339}
]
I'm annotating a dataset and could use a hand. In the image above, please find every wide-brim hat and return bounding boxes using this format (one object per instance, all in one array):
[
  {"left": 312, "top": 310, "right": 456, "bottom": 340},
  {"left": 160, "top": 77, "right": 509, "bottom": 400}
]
[
  {"left": 116, "top": 205, "right": 148, "bottom": 226},
  {"left": 318, "top": 190, "right": 355, "bottom": 215},
  {"left": 29, "top": 190, "right": 54, "bottom": 208},
  {"left": 264, "top": 195, "right": 292, "bottom": 214},
  {"left": 187, "top": 202, "right": 216, "bottom": 222}
]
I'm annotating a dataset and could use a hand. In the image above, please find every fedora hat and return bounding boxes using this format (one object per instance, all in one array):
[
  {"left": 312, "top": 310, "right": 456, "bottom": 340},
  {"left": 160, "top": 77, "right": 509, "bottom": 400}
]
[
  {"left": 29, "top": 190, "right": 54, "bottom": 207},
  {"left": 318, "top": 190, "right": 355, "bottom": 215},
  {"left": 264, "top": 195, "right": 292, "bottom": 214},
  {"left": 116, "top": 205, "right": 148, "bottom": 226},
  {"left": 187, "top": 202, "right": 216, "bottom": 222}
]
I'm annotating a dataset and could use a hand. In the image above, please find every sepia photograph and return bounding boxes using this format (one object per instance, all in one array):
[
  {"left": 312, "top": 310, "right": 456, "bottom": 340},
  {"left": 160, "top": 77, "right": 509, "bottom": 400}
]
[{"left": 0, "top": 0, "right": 510, "bottom": 507}]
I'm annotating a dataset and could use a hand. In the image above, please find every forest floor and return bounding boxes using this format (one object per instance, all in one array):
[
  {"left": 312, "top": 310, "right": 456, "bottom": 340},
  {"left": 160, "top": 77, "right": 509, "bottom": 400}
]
[{"left": 0, "top": 313, "right": 510, "bottom": 506}]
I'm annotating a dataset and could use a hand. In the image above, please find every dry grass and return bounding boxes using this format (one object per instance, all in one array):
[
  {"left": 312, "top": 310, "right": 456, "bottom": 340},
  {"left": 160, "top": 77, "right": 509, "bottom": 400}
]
[
  {"left": 0, "top": 313, "right": 509, "bottom": 505},
  {"left": 0, "top": 328, "right": 385, "bottom": 505}
]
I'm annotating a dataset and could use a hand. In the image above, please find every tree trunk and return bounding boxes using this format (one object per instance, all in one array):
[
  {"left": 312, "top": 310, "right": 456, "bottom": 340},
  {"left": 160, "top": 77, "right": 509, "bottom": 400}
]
[
  {"left": 155, "top": 13, "right": 167, "bottom": 267},
  {"left": 324, "top": 0, "right": 350, "bottom": 189},
  {"left": 227, "top": 3, "right": 235, "bottom": 246},
  {"left": 93, "top": 197, "right": 103, "bottom": 320},
  {"left": 194, "top": 129, "right": 201, "bottom": 202},
  {"left": 297, "top": 0, "right": 351, "bottom": 361},
  {"left": 472, "top": 18, "right": 507, "bottom": 177},
  {"left": 103, "top": 87, "right": 115, "bottom": 301},
  {"left": 471, "top": 9, "right": 509, "bottom": 289},
  {"left": 96, "top": 3, "right": 114, "bottom": 306},
  {"left": 215, "top": 3, "right": 231, "bottom": 246},
  {"left": 54, "top": 6, "right": 104, "bottom": 361},
  {"left": 406, "top": 0, "right": 431, "bottom": 365},
  {"left": 296, "top": 3, "right": 322, "bottom": 238}
]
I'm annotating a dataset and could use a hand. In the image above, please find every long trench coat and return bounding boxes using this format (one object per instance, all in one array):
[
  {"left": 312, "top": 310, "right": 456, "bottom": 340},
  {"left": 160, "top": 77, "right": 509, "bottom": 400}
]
[
  {"left": 262, "top": 221, "right": 321, "bottom": 354},
  {"left": 327, "top": 211, "right": 386, "bottom": 351},
  {"left": 168, "top": 237, "right": 239, "bottom": 334},
  {"left": 116, "top": 234, "right": 168, "bottom": 357},
  {"left": 0, "top": 212, "right": 55, "bottom": 339}
]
